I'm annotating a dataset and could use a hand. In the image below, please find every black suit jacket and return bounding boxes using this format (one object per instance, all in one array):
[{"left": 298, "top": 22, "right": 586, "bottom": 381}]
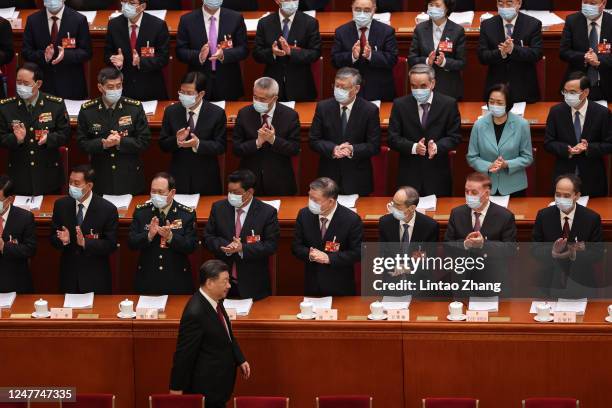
[
  {"left": 0, "top": 18, "right": 14, "bottom": 99},
  {"left": 0, "top": 0, "right": 35, "bottom": 7},
  {"left": 104, "top": 13, "right": 169, "bottom": 101},
  {"left": 176, "top": 8, "right": 249, "bottom": 101},
  {"left": 331, "top": 20, "right": 398, "bottom": 101},
  {"left": 253, "top": 11, "right": 321, "bottom": 101},
  {"left": 21, "top": 7, "right": 92, "bottom": 100},
  {"left": 292, "top": 204, "right": 363, "bottom": 296},
  {"left": 169, "top": 291, "right": 246, "bottom": 405},
  {"left": 444, "top": 201, "right": 517, "bottom": 242},
  {"left": 544, "top": 101, "right": 612, "bottom": 197},
  {"left": 203, "top": 198, "right": 280, "bottom": 300},
  {"left": 455, "top": 0, "right": 553, "bottom": 10},
  {"left": 223, "top": 0, "right": 258, "bottom": 10},
  {"left": 64, "top": 0, "right": 112, "bottom": 9},
  {"left": 478, "top": 13, "right": 542, "bottom": 103},
  {"left": 560, "top": 11, "right": 612, "bottom": 102},
  {"left": 309, "top": 97, "right": 381, "bottom": 195},
  {"left": 159, "top": 101, "right": 226, "bottom": 195},
  {"left": 408, "top": 19, "right": 466, "bottom": 99},
  {"left": 233, "top": 103, "right": 300, "bottom": 196},
  {"left": 50, "top": 195, "right": 118, "bottom": 294},
  {"left": 378, "top": 212, "right": 439, "bottom": 243},
  {"left": 147, "top": 0, "right": 181, "bottom": 9},
  {"left": 298, "top": 0, "right": 329, "bottom": 11},
  {"left": 388, "top": 92, "right": 462, "bottom": 196},
  {"left": 533, "top": 204, "right": 602, "bottom": 242},
  {"left": 0, "top": 205, "right": 36, "bottom": 293}
]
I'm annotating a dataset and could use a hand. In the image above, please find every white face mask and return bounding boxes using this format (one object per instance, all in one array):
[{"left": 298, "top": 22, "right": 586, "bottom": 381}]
[
  {"left": 353, "top": 11, "right": 372, "bottom": 28},
  {"left": 555, "top": 196, "right": 574, "bottom": 213},
  {"left": 203, "top": 0, "right": 223, "bottom": 9},
  {"left": 104, "top": 88, "right": 122, "bottom": 105},
  {"left": 498, "top": 6, "right": 517, "bottom": 21},
  {"left": 388, "top": 203, "right": 406, "bottom": 222},
  {"left": 280, "top": 0, "right": 299, "bottom": 15},
  {"left": 228, "top": 192, "right": 243, "bottom": 208},
  {"left": 121, "top": 2, "right": 139, "bottom": 20},
  {"left": 44, "top": 0, "right": 63, "bottom": 13},
  {"left": 16, "top": 84, "right": 34, "bottom": 100},
  {"left": 151, "top": 193, "right": 168, "bottom": 209},
  {"left": 69, "top": 185, "right": 84, "bottom": 201},
  {"left": 465, "top": 194, "right": 482, "bottom": 210},
  {"left": 564, "top": 92, "right": 582, "bottom": 108},
  {"left": 488, "top": 105, "right": 507, "bottom": 118},
  {"left": 334, "top": 87, "right": 351, "bottom": 104},
  {"left": 253, "top": 100, "right": 270, "bottom": 114},
  {"left": 179, "top": 93, "right": 197, "bottom": 109},
  {"left": 308, "top": 198, "right": 322, "bottom": 215}
]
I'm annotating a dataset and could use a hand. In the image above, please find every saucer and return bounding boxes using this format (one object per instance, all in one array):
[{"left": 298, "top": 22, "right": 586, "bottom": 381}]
[
  {"left": 605, "top": 316, "right": 612, "bottom": 323},
  {"left": 534, "top": 315, "right": 554, "bottom": 323},
  {"left": 297, "top": 313, "right": 316, "bottom": 320},
  {"left": 447, "top": 314, "right": 466, "bottom": 321},
  {"left": 367, "top": 313, "right": 387, "bottom": 321},
  {"left": 117, "top": 312, "right": 137, "bottom": 319},
  {"left": 32, "top": 311, "right": 51, "bottom": 318}
]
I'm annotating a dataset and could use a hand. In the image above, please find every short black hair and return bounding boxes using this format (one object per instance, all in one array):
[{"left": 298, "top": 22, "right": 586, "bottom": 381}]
[
  {"left": 152, "top": 172, "right": 176, "bottom": 191},
  {"left": 309, "top": 177, "right": 340, "bottom": 200},
  {"left": 97, "top": 67, "right": 123, "bottom": 85},
  {"left": 565, "top": 71, "right": 590, "bottom": 91},
  {"left": 199, "top": 259, "right": 229, "bottom": 285},
  {"left": 71, "top": 164, "right": 95, "bottom": 184},
  {"left": 424, "top": 0, "right": 456, "bottom": 16},
  {"left": 228, "top": 169, "right": 257, "bottom": 191},
  {"left": 0, "top": 175, "right": 14, "bottom": 199},
  {"left": 555, "top": 174, "right": 582, "bottom": 194},
  {"left": 485, "top": 83, "right": 512, "bottom": 113},
  {"left": 18, "top": 62, "right": 43, "bottom": 82},
  {"left": 181, "top": 71, "right": 207, "bottom": 93}
]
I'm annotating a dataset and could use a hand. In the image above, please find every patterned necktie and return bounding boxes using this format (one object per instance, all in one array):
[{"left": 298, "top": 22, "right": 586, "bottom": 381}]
[
  {"left": 51, "top": 16, "right": 59, "bottom": 44},
  {"left": 188, "top": 111, "right": 195, "bottom": 133},
  {"left": 130, "top": 24, "right": 138, "bottom": 51},
  {"left": 320, "top": 217, "right": 328, "bottom": 239},
  {"left": 231, "top": 209, "right": 243, "bottom": 280},
  {"left": 505, "top": 23, "right": 513, "bottom": 38},
  {"left": 209, "top": 16, "right": 218, "bottom": 71},
  {"left": 76, "top": 203, "right": 84, "bottom": 226},
  {"left": 341, "top": 106, "right": 348, "bottom": 136},
  {"left": 262, "top": 113, "right": 269, "bottom": 127},
  {"left": 573, "top": 111, "right": 582, "bottom": 144},
  {"left": 562, "top": 216, "right": 570, "bottom": 239},
  {"left": 282, "top": 18, "right": 290, "bottom": 39},
  {"left": 588, "top": 22, "right": 599, "bottom": 86},
  {"left": 359, "top": 27, "right": 367, "bottom": 55},
  {"left": 421, "top": 103, "right": 430, "bottom": 128},
  {"left": 473, "top": 212, "right": 481, "bottom": 232}
]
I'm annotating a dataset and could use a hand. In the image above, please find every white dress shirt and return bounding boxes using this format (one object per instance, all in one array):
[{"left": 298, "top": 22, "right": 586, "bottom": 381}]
[
  {"left": 279, "top": 10, "right": 296, "bottom": 33},
  {"left": 587, "top": 12, "right": 603, "bottom": 45},
  {"left": 1, "top": 204, "right": 10, "bottom": 231},
  {"left": 399, "top": 211, "right": 416, "bottom": 242},
  {"left": 571, "top": 99, "right": 589, "bottom": 133},
  {"left": 235, "top": 197, "right": 253, "bottom": 231},
  {"left": 261, "top": 102, "right": 276, "bottom": 126},
  {"left": 339, "top": 97, "right": 356, "bottom": 122},
  {"left": 203, "top": 7, "right": 221, "bottom": 41},
  {"left": 432, "top": 19, "right": 447, "bottom": 50},
  {"left": 411, "top": 91, "right": 434, "bottom": 155},
  {"left": 559, "top": 203, "right": 577, "bottom": 231},
  {"left": 75, "top": 191, "right": 93, "bottom": 220},
  {"left": 187, "top": 99, "right": 203, "bottom": 152},
  {"left": 46, "top": 6, "right": 65, "bottom": 34},
  {"left": 200, "top": 287, "right": 218, "bottom": 310}
]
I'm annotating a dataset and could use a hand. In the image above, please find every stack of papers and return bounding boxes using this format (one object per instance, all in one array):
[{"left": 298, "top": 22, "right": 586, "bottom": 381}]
[
  {"left": 338, "top": 194, "right": 359, "bottom": 209},
  {"left": 77, "top": 10, "right": 97, "bottom": 24},
  {"left": 174, "top": 194, "right": 200, "bottom": 209},
  {"left": 381, "top": 295, "right": 412, "bottom": 310},
  {"left": 304, "top": 296, "right": 333, "bottom": 310},
  {"left": 262, "top": 200, "right": 281, "bottom": 211},
  {"left": 103, "top": 194, "right": 133, "bottom": 209},
  {"left": 0, "top": 7, "right": 19, "bottom": 19},
  {"left": 65, "top": 100, "right": 88, "bottom": 117},
  {"left": 468, "top": 296, "right": 499, "bottom": 312},
  {"left": 555, "top": 298, "right": 588, "bottom": 316},
  {"left": 279, "top": 101, "right": 296, "bottom": 109},
  {"left": 210, "top": 101, "right": 226, "bottom": 110},
  {"left": 489, "top": 195, "right": 510, "bottom": 208},
  {"left": 480, "top": 12, "right": 494, "bottom": 22},
  {"left": 142, "top": 100, "right": 158, "bottom": 115},
  {"left": 303, "top": 10, "right": 316, "bottom": 18},
  {"left": 245, "top": 12, "right": 270, "bottom": 31},
  {"left": 370, "top": 100, "right": 381, "bottom": 108},
  {"left": 137, "top": 295, "right": 168, "bottom": 312},
  {"left": 64, "top": 292, "right": 94, "bottom": 309},
  {"left": 0, "top": 292, "right": 16, "bottom": 308},
  {"left": 417, "top": 195, "right": 437, "bottom": 212},
  {"left": 373, "top": 12, "right": 391, "bottom": 25},
  {"left": 449, "top": 11, "right": 474, "bottom": 27},
  {"left": 14, "top": 196, "right": 43, "bottom": 211},
  {"left": 520, "top": 10, "right": 564, "bottom": 26},
  {"left": 511, "top": 102, "right": 527, "bottom": 116},
  {"left": 224, "top": 298, "right": 253, "bottom": 316},
  {"left": 548, "top": 196, "right": 589, "bottom": 208},
  {"left": 145, "top": 10, "right": 167, "bottom": 20}
]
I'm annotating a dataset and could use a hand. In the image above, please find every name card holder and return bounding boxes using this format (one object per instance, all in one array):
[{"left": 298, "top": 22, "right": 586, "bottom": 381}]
[
  {"left": 416, "top": 315, "right": 438, "bottom": 321},
  {"left": 466, "top": 310, "right": 489, "bottom": 322},
  {"left": 136, "top": 308, "right": 159, "bottom": 320},
  {"left": 51, "top": 308, "right": 73, "bottom": 319},
  {"left": 315, "top": 309, "right": 338, "bottom": 320},
  {"left": 387, "top": 309, "right": 410, "bottom": 321},
  {"left": 553, "top": 311, "right": 577, "bottom": 323}
]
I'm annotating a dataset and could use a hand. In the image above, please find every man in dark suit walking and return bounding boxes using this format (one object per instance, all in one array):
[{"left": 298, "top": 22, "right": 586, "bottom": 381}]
[
  {"left": 309, "top": 68, "right": 380, "bottom": 196},
  {"left": 159, "top": 71, "right": 226, "bottom": 195},
  {"left": 0, "top": 175, "right": 36, "bottom": 293},
  {"left": 253, "top": 0, "right": 321, "bottom": 101},
  {"left": 560, "top": 0, "right": 612, "bottom": 102},
  {"left": 233, "top": 77, "right": 300, "bottom": 196},
  {"left": 0, "top": 17, "right": 14, "bottom": 99},
  {"left": 388, "top": 64, "right": 461, "bottom": 197},
  {"left": 544, "top": 72, "right": 612, "bottom": 197},
  {"left": 169, "top": 259, "right": 250, "bottom": 408},
  {"left": 331, "top": 0, "right": 398, "bottom": 101},
  {"left": 203, "top": 170, "right": 280, "bottom": 300},
  {"left": 477, "top": 0, "right": 542, "bottom": 103},
  {"left": 104, "top": 0, "right": 170, "bottom": 101},
  {"left": 176, "top": 0, "right": 249, "bottom": 101},
  {"left": 50, "top": 165, "right": 118, "bottom": 294},
  {"left": 21, "top": 0, "right": 92, "bottom": 100},
  {"left": 292, "top": 177, "right": 363, "bottom": 296}
]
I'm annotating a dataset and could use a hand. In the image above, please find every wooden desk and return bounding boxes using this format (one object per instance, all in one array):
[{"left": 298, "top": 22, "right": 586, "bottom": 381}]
[{"left": 1, "top": 295, "right": 612, "bottom": 408}]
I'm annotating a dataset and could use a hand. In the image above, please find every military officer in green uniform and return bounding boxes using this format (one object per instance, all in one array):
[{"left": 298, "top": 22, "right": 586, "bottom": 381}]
[
  {"left": 77, "top": 67, "right": 151, "bottom": 195},
  {"left": 128, "top": 172, "right": 198, "bottom": 294},
  {"left": 0, "top": 62, "right": 70, "bottom": 195}
]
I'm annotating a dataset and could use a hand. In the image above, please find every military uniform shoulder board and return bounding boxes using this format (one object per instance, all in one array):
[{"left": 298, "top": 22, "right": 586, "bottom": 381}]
[
  {"left": 0, "top": 97, "right": 16, "bottom": 105},
  {"left": 122, "top": 97, "right": 141, "bottom": 106},
  {"left": 81, "top": 99, "right": 98, "bottom": 110},
  {"left": 44, "top": 94, "right": 64, "bottom": 103},
  {"left": 136, "top": 201, "right": 154, "bottom": 210},
  {"left": 176, "top": 202, "right": 194, "bottom": 213}
]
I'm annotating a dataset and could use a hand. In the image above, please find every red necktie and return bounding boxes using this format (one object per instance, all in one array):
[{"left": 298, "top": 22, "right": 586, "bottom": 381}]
[
  {"left": 130, "top": 24, "right": 138, "bottom": 51},
  {"left": 562, "top": 216, "right": 570, "bottom": 239},
  {"left": 320, "top": 217, "right": 328, "bottom": 239},
  {"left": 216, "top": 303, "right": 231, "bottom": 340},
  {"left": 359, "top": 27, "right": 367, "bottom": 56},
  {"left": 262, "top": 113, "right": 269, "bottom": 127},
  {"left": 50, "top": 16, "right": 59, "bottom": 44},
  {"left": 231, "top": 209, "right": 243, "bottom": 279},
  {"left": 473, "top": 212, "right": 481, "bottom": 232}
]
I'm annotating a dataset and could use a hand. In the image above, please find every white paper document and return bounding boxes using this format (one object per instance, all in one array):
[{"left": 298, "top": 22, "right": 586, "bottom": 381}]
[
  {"left": 0, "top": 292, "right": 16, "bottom": 308},
  {"left": 262, "top": 200, "right": 281, "bottom": 211},
  {"left": 210, "top": 100, "right": 226, "bottom": 110},
  {"left": 303, "top": 10, "right": 316, "bottom": 18},
  {"left": 174, "top": 194, "right": 200, "bottom": 209},
  {"left": 77, "top": 10, "right": 97, "bottom": 23},
  {"left": 510, "top": 102, "right": 526, "bottom": 116},
  {"left": 520, "top": 10, "right": 564, "bottom": 26},
  {"left": 417, "top": 195, "right": 437, "bottom": 212},
  {"left": 468, "top": 296, "right": 499, "bottom": 312},
  {"left": 529, "top": 301, "right": 557, "bottom": 314},
  {"left": 595, "top": 100, "right": 609, "bottom": 108},
  {"left": 64, "top": 292, "right": 94, "bottom": 309},
  {"left": 0, "top": 7, "right": 16, "bottom": 19},
  {"left": 142, "top": 100, "right": 158, "bottom": 115},
  {"left": 65, "top": 99, "right": 88, "bottom": 117},
  {"left": 103, "top": 194, "right": 133, "bottom": 209},
  {"left": 137, "top": 295, "right": 168, "bottom": 312},
  {"left": 279, "top": 101, "right": 296, "bottom": 109},
  {"left": 555, "top": 298, "right": 587, "bottom": 315},
  {"left": 489, "top": 195, "right": 510, "bottom": 208},
  {"left": 381, "top": 295, "right": 412, "bottom": 310},
  {"left": 338, "top": 194, "right": 359, "bottom": 208},
  {"left": 145, "top": 9, "right": 167, "bottom": 20},
  {"left": 245, "top": 19, "right": 260, "bottom": 31},
  {"left": 373, "top": 12, "right": 391, "bottom": 25},
  {"left": 14, "top": 195, "right": 43, "bottom": 211},
  {"left": 224, "top": 298, "right": 253, "bottom": 316},
  {"left": 304, "top": 296, "right": 333, "bottom": 310},
  {"left": 449, "top": 11, "right": 474, "bottom": 26},
  {"left": 370, "top": 100, "right": 381, "bottom": 108}
]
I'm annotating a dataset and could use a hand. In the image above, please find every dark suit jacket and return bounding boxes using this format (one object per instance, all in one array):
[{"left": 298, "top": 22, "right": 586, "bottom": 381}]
[
  {"left": 560, "top": 11, "right": 612, "bottom": 102},
  {"left": 169, "top": 291, "right": 246, "bottom": 405},
  {"left": 387, "top": 92, "right": 462, "bottom": 196},
  {"left": 21, "top": 7, "right": 92, "bottom": 100},
  {"left": 378, "top": 212, "right": 439, "bottom": 243},
  {"left": 533, "top": 204, "right": 602, "bottom": 242},
  {"left": 478, "top": 13, "right": 542, "bottom": 103},
  {"left": 176, "top": 8, "right": 249, "bottom": 101},
  {"left": 203, "top": 198, "right": 280, "bottom": 300},
  {"left": 454, "top": 0, "right": 553, "bottom": 11},
  {"left": 50, "top": 195, "right": 118, "bottom": 294},
  {"left": 309, "top": 97, "right": 381, "bottom": 195},
  {"left": 223, "top": 0, "right": 258, "bottom": 10},
  {"left": 104, "top": 13, "right": 169, "bottom": 101},
  {"left": 544, "top": 101, "right": 612, "bottom": 197},
  {"left": 253, "top": 11, "right": 321, "bottom": 101},
  {"left": 147, "top": 0, "right": 181, "bottom": 9},
  {"left": 298, "top": 0, "right": 329, "bottom": 11},
  {"left": 444, "top": 201, "right": 517, "bottom": 242},
  {"left": 159, "top": 101, "right": 226, "bottom": 195},
  {"left": 0, "top": 0, "right": 36, "bottom": 8},
  {"left": 292, "top": 204, "right": 363, "bottom": 296},
  {"left": 233, "top": 103, "right": 300, "bottom": 196},
  {"left": 0, "top": 205, "right": 36, "bottom": 293},
  {"left": 331, "top": 20, "right": 398, "bottom": 101},
  {"left": 408, "top": 19, "right": 466, "bottom": 99},
  {"left": 0, "top": 18, "right": 14, "bottom": 99},
  {"left": 376, "top": 0, "right": 402, "bottom": 12},
  {"left": 64, "top": 0, "right": 113, "bottom": 9}
]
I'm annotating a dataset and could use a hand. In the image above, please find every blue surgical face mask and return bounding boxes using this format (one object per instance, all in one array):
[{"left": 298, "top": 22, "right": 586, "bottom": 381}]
[
  {"left": 228, "top": 192, "right": 243, "bottom": 208},
  {"left": 253, "top": 100, "right": 270, "bottom": 114},
  {"left": 16, "top": 84, "right": 34, "bottom": 100},
  {"left": 564, "top": 92, "right": 582, "bottom": 108},
  {"left": 353, "top": 11, "right": 372, "bottom": 28},
  {"left": 334, "top": 87, "right": 351, "bottom": 104},
  {"left": 581, "top": 3, "right": 601, "bottom": 20},
  {"left": 69, "top": 185, "right": 84, "bottom": 201},
  {"left": 308, "top": 198, "right": 322, "bottom": 215},
  {"left": 179, "top": 93, "right": 197, "bottom": 109},
  {"left": 466, "top": 194, "right": 482, "bottom": 210},
  {"left": 388, "top": 204, "right": 406, "bottom": 222},
  {"left": 280, "top": 0, "right": 299, "bottom": 15},
  {"left": 151, "top": 193, "right": 168, "bottom": 209},
  {"left": 121, "top": 2, "right": 138, "bottom": 20},
  {"left": 488, "top": 104, "right": 507, "bottom": 118},
  {"left": 104, "top": 88, "right": 122, "bottom": 105},
  {"left": 44, "top": 0, "right": 63, "bottom": 14},
  {"left": 498, "top": 6, "right": 517, "bottom": 21},
  {"left": 411, "top": 88, "right": 431, "bottom": 104},
  {"left": 203, "top": 0, "right": 223, "bottom": 9},
  {"left": 427, "top": 6, "right": 446, "bottom": 21},
  {"left": 555, "top": 196, "right": 574, "bottom": 213}
]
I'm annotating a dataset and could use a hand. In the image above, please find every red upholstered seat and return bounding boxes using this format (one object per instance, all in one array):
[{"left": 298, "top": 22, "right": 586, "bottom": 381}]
[
  {"left": 149, "top": 394, "right": 204, "bottom": 408},
  {"left": 234, "top": 396, "right": 289, "bottom": 408},
  {"left": 0, "top": 403, "right": 29, "bottom": 408},
  {"left": 422, "top": 397, "right": 479, "bottom": 408},
  {"left": 316, "top": 395, "right": 372, "bottom": 408},
  {"left": 523, "top": 398, "right": 579, "bottom": 408},
  {"left": 61, "top": 394, "right": 115, "bottom": 408},
  {"left": 393, "top": 56, "right": 408, "bottom": 98}
]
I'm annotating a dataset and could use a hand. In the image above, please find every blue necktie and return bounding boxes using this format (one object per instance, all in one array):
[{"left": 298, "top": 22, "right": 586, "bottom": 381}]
[
  {"left": 505, "top": 23, "right": 513, "bottom": 38},
  {"left": 573, "top": 111, "right": 581, "bottom": 144},
  {"left": 76, "top": 203, "right": 84, "bottom": 226},
  {"left": 282, "top": 18, "right": 290, "bottom": 40},
  {"left": 588, "top": 22, "right": 599, "bottom": 86}
]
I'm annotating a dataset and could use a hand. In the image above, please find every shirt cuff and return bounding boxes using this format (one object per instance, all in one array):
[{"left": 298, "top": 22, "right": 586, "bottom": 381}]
[
  {"left": 440, "top": 58, "right": 447, "bottom": 68},
  {"left": 411, "top": 143, "right": 418, "bottom": 155},
  {"left": 191, "top": 138, "right": 200, "bottom": 153}
]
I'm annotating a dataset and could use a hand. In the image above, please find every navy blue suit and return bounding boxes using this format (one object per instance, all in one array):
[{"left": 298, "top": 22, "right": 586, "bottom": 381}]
[{"left": 21, "top": 7, "right": 92, "bottom": 100}]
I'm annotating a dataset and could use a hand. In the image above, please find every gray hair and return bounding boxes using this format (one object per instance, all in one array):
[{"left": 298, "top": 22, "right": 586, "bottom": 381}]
[
  {"left": 254, "top": 77, "right": 279, "bottom": 97},
  {"left": 409, "top": 63, "right": 436, "bottom": 81},
  {"left": 309, "top": 177, "right": 339, "bottom": 200},
  {"left": 335, "top": 67, "right": 362, "bottom": 87},
  {"left": 397, "top": 186, "right": 420, "bottom": 207}
]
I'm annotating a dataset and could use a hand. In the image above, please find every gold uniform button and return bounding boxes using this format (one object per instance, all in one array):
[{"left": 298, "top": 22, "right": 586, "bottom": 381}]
[
  {"left": 159, "top": 255, "right": 163, "bottom": 259},
  {"left": 30, "top": 162, "right": 35, "bottom": 166},
  {"left": 110, "top": 153, "right": 115, "bottom": 158},
  {"left": 159, "top": 266, "right": 163, "bottom": 270},
  {"left": 29, "top": 139, "right": 34, "bottom": 143},
  {"left": 29, "top": 127, "right": 33, "bottom": 131},
  {"left": 112, "top": 165, "right": 116, "bottom": 170},
  {"left": 30, "top": 150, "right": 34, "bottom": 155}
]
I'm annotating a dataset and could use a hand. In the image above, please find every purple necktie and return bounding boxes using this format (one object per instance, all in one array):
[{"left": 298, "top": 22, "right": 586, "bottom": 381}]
[{"left": 209, "top": 16, "right": 218, "bottom": 71}]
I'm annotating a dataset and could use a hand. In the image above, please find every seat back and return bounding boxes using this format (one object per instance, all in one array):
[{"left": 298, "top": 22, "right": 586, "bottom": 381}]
[
  {"left": 291, "top": 154, "right": 300, "bottom": 195},
  {"left": 536, "top": 56, "right": 546, "bottom": 100},
  {"left": 311, "top": 56, "right": 323, "bottom": 100},
  {"left": 422, "top": 398, "right": 479, "bottom": 408},
  {"left": 526, "top": 147, "right": 537, "bottom": 196},
  {"left": 393, "top": 56, "right": 408, "bottom": 98},
  {"left": 59, "top": 146, "right": 70, "bottom": 195},
  {"left": 149, "top": 394, "right": 205, "bottom": 408},
  {"left": 316, "top": 395, "right": 372, "bottom": 408},
  {"left": 234, "top": 396, "right": 289, "bottom": 408},
  {"left": 372, "top": 145, "right": 390, "bottom": 196},
  {"left": 268, "top": 254, "right": 278, "bottom": 296},
  {"left": 60, "top": 394, "right": 115, "bottom": 408},
  {"left": 523, "top": 398, "right": 579, "bottom": 408}
]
